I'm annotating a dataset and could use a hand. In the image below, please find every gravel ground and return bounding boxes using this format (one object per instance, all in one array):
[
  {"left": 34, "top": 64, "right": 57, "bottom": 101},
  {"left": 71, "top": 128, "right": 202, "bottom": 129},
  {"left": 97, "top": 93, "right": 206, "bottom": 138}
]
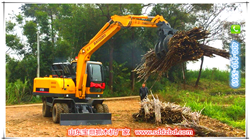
[{"left": 5, "top": 98, "right": 245, "bottom": 137}]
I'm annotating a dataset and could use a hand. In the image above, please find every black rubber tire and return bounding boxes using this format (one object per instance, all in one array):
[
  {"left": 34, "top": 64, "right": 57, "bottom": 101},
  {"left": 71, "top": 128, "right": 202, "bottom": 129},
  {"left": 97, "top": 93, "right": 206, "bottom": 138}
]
[
  {"left": 42, "top": 100, "right": 52, "bottom": 117},
  {"left": 102, "top": 104, "right": 109, "bottom": 113},
  {"left": 61, "top": 103, "right": 69, "bottom": 113},
  {"left": 95, "top": 104, "right": 104, "bottom": 113},
  {"left": 52, "top": 103, "right": 63, "bottom": 123}
]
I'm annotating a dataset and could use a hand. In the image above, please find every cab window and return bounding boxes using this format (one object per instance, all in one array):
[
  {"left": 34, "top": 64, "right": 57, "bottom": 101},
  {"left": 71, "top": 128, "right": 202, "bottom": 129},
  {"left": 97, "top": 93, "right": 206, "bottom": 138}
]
[{"left": 89, "top": 64, "right": 102, "bottom": 82}]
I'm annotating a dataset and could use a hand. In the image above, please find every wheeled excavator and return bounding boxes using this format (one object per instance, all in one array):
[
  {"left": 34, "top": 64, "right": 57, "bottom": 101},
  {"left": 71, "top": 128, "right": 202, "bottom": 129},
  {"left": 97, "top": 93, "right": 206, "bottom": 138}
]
[{"left": 33, "top": 15, "right": 177, "bottom": 125}]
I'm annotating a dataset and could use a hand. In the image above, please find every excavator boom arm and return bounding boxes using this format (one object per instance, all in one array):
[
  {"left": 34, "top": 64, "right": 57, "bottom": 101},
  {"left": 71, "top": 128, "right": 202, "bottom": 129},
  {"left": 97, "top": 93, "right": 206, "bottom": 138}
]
[{"left": 75, "top": 15, "right": 175, "bottom": 99}]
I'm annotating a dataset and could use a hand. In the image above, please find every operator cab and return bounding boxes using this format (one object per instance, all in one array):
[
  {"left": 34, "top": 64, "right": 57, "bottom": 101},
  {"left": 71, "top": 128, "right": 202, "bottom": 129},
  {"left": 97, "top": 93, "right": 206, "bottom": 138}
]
[
  {"left": 72, "top": 61, "right": 105, "bottom": 92},
  {"left": 86, "top": 61, "right": 105, "bottom": 92},
  {"left": 54, "top": 60, "right": 105, "bottom": 91},
  {"left": 52, "top": 62, "right": 75, "bottom": 78}
]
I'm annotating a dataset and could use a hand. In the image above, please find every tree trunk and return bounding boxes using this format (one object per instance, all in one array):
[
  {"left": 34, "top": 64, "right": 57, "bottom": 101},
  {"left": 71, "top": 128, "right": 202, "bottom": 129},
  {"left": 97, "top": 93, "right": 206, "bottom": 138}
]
[
  {"left": 195, "top": 56, "right": 204, "bottom": 87},
  {"left": 130, "top": 71, "right": 135, "bottom": 91},
  {"left": 182, "top": 62, "right": 186, "bottom": 89},
  {"left": 50, "top": 14, "right": 54, "bottom": 45},
  {"left": 131, "top": 29, "right": 135, "bottom": 91},
  {"left": 109, "top": 41, "right": 114, "bottom": 94}
]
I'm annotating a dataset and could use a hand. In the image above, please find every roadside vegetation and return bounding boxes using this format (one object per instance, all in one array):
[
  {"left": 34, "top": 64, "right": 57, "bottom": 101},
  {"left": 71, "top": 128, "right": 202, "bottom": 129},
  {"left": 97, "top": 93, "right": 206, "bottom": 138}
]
[
  {"left": 6, "top": 79, "right": 41, "bottom": 105},
  {"left": 6, "top": 68, "right": 245, "bottom": 131}
]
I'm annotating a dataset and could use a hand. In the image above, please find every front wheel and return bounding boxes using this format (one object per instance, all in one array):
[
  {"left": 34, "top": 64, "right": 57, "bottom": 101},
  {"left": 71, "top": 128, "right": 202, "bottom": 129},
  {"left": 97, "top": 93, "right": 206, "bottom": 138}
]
[
  {"left": 52, "top": 103, "right": 63, "bottom": 123},
  {"left": 94, "top": 104, "right": 104, "bottom": 113},
  {"left": 52, "top": 103, "right": 69, "bottom": 123},
  {"left": 102, "top": 104, "right": 109, "bottom": 113}
]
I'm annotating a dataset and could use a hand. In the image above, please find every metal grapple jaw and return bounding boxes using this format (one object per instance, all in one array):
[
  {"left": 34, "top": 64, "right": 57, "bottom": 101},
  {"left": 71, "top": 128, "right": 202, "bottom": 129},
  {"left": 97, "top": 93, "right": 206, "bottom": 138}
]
[{"left": 155, "top": 22, "right": 177, "bottom": 59}]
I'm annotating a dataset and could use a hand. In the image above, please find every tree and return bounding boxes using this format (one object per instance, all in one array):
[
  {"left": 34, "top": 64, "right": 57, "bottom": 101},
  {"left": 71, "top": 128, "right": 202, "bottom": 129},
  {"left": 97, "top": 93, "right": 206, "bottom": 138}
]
[
  {"left": 54, "top": 4, "right": 104, "bottom": 59},
  {"left": 96, "top": 4, "right": 144, "bottom": 93},
  {"left": 6, "top": 4, "right": 62, "bottom": 89},
  {"left": 6, "top": 20, "right": 25, "bottom": 56},
  {"left": 186, "top": 3, "right": 237, "bottom": 87},
  {"left": 23, "top": 20, "right": 37, "bottom": 54}
]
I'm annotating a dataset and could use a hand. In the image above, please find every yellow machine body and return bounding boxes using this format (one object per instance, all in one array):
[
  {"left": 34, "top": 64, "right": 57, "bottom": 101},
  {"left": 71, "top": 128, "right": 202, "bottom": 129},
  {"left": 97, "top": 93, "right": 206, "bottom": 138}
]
[
  {"left": 33, "top": 77, "right": 104, "bottom": 97},
  {"left": 33, "top": 61, "right": 104, "bottom": 98},
  {"left": 33, "top": 76, "right": 75, "bottom": 96}
]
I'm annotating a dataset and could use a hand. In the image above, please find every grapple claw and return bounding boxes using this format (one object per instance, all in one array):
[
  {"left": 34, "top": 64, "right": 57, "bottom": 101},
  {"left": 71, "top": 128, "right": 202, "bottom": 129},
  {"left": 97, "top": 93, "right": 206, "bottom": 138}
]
[{"left": 155, "top": 22, "right": 177, "bottom": 59}]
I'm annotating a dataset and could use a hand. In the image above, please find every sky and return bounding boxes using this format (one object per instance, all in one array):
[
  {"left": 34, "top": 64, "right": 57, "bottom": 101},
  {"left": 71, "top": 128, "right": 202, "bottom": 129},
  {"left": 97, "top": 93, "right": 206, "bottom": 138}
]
[{"left": 4, "top": 2, "right": 247, "bottom": 71}]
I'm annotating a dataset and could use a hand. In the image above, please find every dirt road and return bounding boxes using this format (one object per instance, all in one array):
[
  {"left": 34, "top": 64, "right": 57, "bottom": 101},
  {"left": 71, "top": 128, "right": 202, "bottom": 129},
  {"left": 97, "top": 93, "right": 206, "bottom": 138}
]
[{"left": 5, "top": 98, "right": 245, "bottom": 137}]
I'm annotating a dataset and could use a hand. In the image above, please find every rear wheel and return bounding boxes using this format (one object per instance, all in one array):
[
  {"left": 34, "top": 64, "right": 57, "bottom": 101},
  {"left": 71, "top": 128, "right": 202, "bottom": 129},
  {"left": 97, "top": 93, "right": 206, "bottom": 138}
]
[
  {"left": 52, "top": 103, "right": 63, "bottom": 123},
  {"left": 95, "top": 104, "right": 104, "bottom": 113},
  {"left": 102, "top": 104, "right": 109, "bottom": 113},
  {"left": 42, "top": 100, "right": 52, "bottom": 117}
]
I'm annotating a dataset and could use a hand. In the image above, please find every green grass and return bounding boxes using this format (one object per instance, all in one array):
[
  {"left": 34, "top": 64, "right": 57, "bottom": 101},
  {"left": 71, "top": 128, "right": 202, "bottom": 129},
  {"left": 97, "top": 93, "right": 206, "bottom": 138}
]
[
  {"left": 186, "top": 68, "right": 230, "bottom": 83},
  {"left": 182, "top": 94, "right": 245, "bottom": 130},
  {"left": 157, "top": 69, "right": 245, "bottom": 130}
]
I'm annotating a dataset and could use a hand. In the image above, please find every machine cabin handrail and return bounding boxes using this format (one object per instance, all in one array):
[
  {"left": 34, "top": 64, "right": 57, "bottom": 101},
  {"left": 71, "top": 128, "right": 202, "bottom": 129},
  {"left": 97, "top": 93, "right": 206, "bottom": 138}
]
[{"left": 75, "top": 15, "right": 169, "bottom": 99}]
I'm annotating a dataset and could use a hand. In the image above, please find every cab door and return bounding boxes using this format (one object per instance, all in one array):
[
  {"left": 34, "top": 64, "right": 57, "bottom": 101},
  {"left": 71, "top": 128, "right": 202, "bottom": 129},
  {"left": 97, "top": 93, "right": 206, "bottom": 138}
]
[{"left": 86, "top": 62, "right": 105, "bottom": 96}]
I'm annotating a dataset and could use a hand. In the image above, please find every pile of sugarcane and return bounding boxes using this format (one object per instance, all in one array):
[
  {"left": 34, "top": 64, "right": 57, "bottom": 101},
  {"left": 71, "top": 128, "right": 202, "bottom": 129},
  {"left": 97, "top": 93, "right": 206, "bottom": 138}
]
[
  {"left": 135, "top": 27, "right": 229, "bottom": 82},
  {"left": 132, "top": 96, "right": 227, "bottom": 137},
  {"left": 132, "top": 97, "right": 202, "bottom": 125}
]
